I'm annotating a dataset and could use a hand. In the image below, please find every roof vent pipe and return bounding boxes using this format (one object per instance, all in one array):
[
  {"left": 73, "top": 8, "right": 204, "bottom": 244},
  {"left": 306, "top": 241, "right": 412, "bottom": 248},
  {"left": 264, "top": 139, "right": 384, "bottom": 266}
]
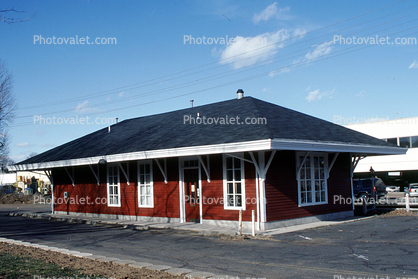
[
  {"left": 237, "top": 89, "right": 244, "bottom": 99},
  {"left": 190, "top": 100, "right": 194, "bottom": 108},
  {"left": 115, "top": 118, "right": 118, "bottom": 124}
]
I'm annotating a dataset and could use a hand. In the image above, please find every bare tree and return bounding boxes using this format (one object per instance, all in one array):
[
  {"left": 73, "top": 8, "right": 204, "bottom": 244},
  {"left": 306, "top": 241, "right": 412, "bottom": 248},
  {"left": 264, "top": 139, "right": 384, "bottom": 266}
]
[
  {"left": 0, "top": 61, "right": 17, "bottom": 153},
  {"left": 0, "top": 8, "right": 36, "bottom": 24},
  {"left": 0, "top": 134, "right": 14, "bottom": 172}
]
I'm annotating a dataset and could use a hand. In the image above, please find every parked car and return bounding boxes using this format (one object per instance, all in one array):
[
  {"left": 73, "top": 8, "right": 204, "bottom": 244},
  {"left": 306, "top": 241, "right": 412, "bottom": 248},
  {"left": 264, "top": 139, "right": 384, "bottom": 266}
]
[
  {"left": 353, "top": 178, "right": 387, "bottom": 199},
  {"left": 386, "top": 178, "right": 409, "bottom": 192},
  {"left": 386, "top": 186, "right": 400, "bottom": 192},
  {"left": 408, "top": 183, "right": 418, "bottom": 197}
]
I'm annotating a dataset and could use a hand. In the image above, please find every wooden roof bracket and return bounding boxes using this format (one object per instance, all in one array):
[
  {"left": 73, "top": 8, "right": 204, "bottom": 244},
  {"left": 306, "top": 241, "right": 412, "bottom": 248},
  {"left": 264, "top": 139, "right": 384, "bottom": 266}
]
[
  {"left": 117, "top": 162, "right": 130, "bottom": 185},
  {"left": 154, "top": 158, "right": 167, "bottom": 184},
  {"left": 327, "top": 153, "right": 339, "bottom": 179},
  {"left": 89, "top": 164, "right": 100, "bottom": 186},
  {"left": 64, "top": 167, "right": 75, "bottom": 187},
  {"left": 249, "top": 150, "right": 276, "bottom": 178},
  {"left": 198, "top": 155, "right": 210, "bottom": 182},
  {"left": 296, "top": 152, "right": 310, "bottom": 176}
]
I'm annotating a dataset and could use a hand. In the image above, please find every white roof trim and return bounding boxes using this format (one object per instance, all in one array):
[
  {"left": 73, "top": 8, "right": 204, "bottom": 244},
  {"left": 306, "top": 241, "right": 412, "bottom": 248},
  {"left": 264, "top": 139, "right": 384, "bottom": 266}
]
[
  {"left": 270, "top": 139, "right": 406, "bottom": 155},
  {"left": 8, "top": 138, "right": 406, "bottom": 171}
]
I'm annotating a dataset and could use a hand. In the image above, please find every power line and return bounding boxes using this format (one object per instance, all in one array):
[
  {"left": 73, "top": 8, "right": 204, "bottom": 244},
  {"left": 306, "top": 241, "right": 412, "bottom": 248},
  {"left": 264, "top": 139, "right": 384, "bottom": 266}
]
[
  {"left": 17, "top": 0, "right": 409, "bottom": 111},
  {"left": 15, "top": 8, "right": 418, "bottom": 120}
]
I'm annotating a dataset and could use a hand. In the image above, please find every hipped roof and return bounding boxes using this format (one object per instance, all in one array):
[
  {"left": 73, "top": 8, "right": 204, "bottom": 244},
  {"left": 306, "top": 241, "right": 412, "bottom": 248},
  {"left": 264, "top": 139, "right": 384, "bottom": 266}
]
[{"left": 10, "top": 96, "right": 405, "bottom": 171}]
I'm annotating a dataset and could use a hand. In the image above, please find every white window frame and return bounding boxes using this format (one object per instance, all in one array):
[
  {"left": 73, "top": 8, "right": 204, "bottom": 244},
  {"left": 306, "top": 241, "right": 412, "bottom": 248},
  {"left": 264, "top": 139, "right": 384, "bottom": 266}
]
[
  {"left": 107, "top": 164, "right": 121, "bottom": 207},
  {"left": 137, "top": 161, "right": 153, "bottom": 208},
  {"left": 296, "top": 152, "right": 328, "bottom": 207},
  {"left": 223, "top": 154, "right": 245, "bottom": 210}
]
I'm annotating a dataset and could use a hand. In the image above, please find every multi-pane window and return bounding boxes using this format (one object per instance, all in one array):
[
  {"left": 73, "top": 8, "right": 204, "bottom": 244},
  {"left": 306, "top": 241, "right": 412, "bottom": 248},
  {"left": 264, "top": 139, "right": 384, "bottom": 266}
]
[
  {"left": 298, "top": 154, "right": 327, "bottom": 206},
  {"left": 224, "top": 156, "right": 245, "bottom": 209},
  {"left": 399, "top": 137, "right": 411, "bottom": 148},
  {"left": 385, "top": 136, "right": 418, "bottom": 148},
  {"left": 107, "top": 165, "right": 120, "bottom": 207},
  {"left": 138, "top": 162, "right": 153, "bottom": 207},
  {"left": 412, "top": 136, "right": 418, "bottom": 148}
]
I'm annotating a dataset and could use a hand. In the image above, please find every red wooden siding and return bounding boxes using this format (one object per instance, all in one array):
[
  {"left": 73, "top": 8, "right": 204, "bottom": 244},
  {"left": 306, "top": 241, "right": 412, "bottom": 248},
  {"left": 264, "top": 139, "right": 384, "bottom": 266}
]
[
  {"left": 53, "top": 158, "right": 180, "bottom": 218},
  {"left": 52, "top": 151, "right": 352, "bottom": 223},
  {"left": 265, "top": 151, "right": 352, "bottom": 222},
  {"left": 200, "top": 154, "right": 257, "bottom": 222}
]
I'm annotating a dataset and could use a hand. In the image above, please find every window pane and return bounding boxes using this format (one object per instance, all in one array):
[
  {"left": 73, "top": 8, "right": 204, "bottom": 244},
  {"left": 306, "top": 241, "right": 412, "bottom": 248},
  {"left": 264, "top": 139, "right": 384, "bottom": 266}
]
[
  {"left": 301, "top": 181, "right": 306, "bottom": 191},
  {"left": 321, "top": 191, "right": 326, "bottom": 201},
  {"left": 140, "top": 186, "right": 145, "bottom": 195},
  {"left": 227, "top": 170, "right": 233, "bottom": 181},
  {"left": 306, "top": 167, "right": 311, "bottom": 179},
  {"left": 412, "top": 136, "right": 418, "bottom": 148},
  {"left": 301, "top": 193, "right": 306, "bottom": 204},
  {"left": 236, "top": 183, "right": 242, "bottom": 194},
  {"left": 315, "top": 181, "right": 320, "bottom": 191},
  {"left": 307, "top": 193, "right": 312, "bottom": 203},
  {"left": 140, "top": 196, "right": 145, "bottom": 204},
  {"left": 145, "top": 174, "right": 150, "bottom": 184},
  {"left": 145, "top": 164, "right": 150, "bottom": 173},
  {"left": 146, "top": 196, "right": 151, "bottom": 205},
  {"left": 321, "top": 181, "right": 325, "bottom": 190},
  {"left": 320, "top": 169, "right": 325, "bottom": 179},
  {"left": 226, "top": 157, "right": 232, "bottom": 169},
  {"left": 227, "top": 195, "right": 234, "bottom": 206},
  {"left": 235, "top": 195, "right": 242, "bottom": 206},
  {"left": 399, "top": 137, "right": 411, "bottom": 148},
  {"left": 109, "top": 187, "right": 113, "bottom": 194},
  {"left": 307, "top": 181, "right": 311, "bottom": 191},
  {"left": 315, "top": 191, "right": 320, "bottom": 202},
  {"left": 114, "top": 187, "right": 118, "bottom": 195},
  {"left": 234, "top": 158, "right": 240, "bottom": 168},
  {"left": 234, "top": 169, "right": 241, "bottom": 180},
  {"left": 227, "top": 183, "right": 234, "bottom": 194},
  {"left": 300, "top": 169, "right": 305, "bottom": 179}
]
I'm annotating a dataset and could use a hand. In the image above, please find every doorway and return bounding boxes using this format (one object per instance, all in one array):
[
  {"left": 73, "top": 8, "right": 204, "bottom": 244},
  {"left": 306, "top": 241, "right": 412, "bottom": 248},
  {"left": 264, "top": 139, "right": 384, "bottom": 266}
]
[{"left": 183, "top": 168, "right": 200, "bottom": 222}]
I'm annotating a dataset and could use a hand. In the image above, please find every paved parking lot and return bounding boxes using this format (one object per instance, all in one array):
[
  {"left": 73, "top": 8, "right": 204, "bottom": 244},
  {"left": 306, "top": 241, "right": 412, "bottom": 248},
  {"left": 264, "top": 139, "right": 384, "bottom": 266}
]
[{"left": 1, "top": 204, "right": 418, "bottom": 279}]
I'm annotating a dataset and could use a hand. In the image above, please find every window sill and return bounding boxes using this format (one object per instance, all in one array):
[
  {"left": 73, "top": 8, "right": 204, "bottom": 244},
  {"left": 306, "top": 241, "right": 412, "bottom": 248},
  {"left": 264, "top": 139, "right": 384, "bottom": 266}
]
[{"left": 298, "top": 201, "right": 328, "bottom": 207}]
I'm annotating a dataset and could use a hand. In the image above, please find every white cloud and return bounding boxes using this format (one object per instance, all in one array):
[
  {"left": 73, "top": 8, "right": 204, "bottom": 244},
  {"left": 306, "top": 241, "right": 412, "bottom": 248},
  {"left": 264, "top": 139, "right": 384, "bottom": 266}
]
[
  {"left": 305, "top": 88, "right": 335, "bottom": 102},
  {"left": 409, "top": 60, "right": 418, "bottom": 69},
  {"left": 74, "top": 100, "right": 99, "bottom": 113},
  {"left": 219, "top": 28, "right": 305, "bottom": 69},
  {"left": 306, "top": 89, "right": 322, "bottom": 102},
  {"left": 305, "top": 41, "right": 333, "bottom": 62},
  {"left": 118, "top": 91, "right": 125, "bottom": 97},
  {"left": 15, "top": 142, "right": 29, "bottom": 148},
  {"left": 252, "top": 2, "right": 291, "bottom": 23}
]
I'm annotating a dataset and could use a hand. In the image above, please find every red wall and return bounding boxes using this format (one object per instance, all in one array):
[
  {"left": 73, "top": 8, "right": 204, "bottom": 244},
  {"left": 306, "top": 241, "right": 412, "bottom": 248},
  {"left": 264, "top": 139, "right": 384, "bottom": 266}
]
[
  {"left": 200, "top": 154, "right": 257, "bottom": 222},
  {"left": 265, "top": 151, "right": 353, "bottom": 222},
  {"left": 52, "top": 152, "right": 352, "bottom": 223},
  {"left": 53, "top": 158, "right": 180, "bottom": 218}
]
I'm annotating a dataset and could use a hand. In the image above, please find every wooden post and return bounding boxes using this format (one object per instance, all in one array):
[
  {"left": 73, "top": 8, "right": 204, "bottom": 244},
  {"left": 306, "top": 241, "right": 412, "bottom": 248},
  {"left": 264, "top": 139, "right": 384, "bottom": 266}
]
[
  {"left": 252, "top": 210, "right": 255, "bottom": 236},
  {"left": 238, "top": 209, "right": 242, "bottom": 236},
  {"left": 406, "top": 193, "right": 410, "bottom": 212}
]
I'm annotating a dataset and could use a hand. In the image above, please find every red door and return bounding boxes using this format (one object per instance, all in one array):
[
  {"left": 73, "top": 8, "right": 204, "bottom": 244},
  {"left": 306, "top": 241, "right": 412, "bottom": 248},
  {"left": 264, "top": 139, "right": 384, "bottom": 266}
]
[{"left": 184, "top": 169, "right": 200, "bottom": 222}]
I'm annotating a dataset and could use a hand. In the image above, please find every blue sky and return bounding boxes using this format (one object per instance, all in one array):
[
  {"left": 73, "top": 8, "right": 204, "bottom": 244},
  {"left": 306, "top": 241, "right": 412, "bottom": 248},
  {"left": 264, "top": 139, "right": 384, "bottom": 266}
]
[{"left": 2, "top": 0, "right": 418, "bottom": 163}]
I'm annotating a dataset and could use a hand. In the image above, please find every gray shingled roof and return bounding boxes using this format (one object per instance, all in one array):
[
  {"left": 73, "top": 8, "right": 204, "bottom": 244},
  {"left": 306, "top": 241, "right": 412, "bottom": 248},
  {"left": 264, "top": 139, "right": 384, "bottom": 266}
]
[{"left": 17, "top": 96, "right": 397, "bottom": 165}]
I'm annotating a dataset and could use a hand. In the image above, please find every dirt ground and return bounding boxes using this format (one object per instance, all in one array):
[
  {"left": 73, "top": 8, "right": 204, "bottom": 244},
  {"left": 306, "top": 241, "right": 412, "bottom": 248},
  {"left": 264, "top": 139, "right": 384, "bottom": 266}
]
[
  {"left": 0, "top": 242, "right": 182, "bottom": 279},
  {"left": 0, "top": 193, "right": 37, "bottom": 204}
]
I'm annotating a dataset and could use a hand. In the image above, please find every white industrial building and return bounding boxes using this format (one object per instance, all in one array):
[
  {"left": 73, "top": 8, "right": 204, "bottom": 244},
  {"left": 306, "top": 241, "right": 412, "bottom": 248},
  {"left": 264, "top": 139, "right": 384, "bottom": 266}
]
[{"left": 346, "top": 117, "right": 418, "bottom": 189}]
